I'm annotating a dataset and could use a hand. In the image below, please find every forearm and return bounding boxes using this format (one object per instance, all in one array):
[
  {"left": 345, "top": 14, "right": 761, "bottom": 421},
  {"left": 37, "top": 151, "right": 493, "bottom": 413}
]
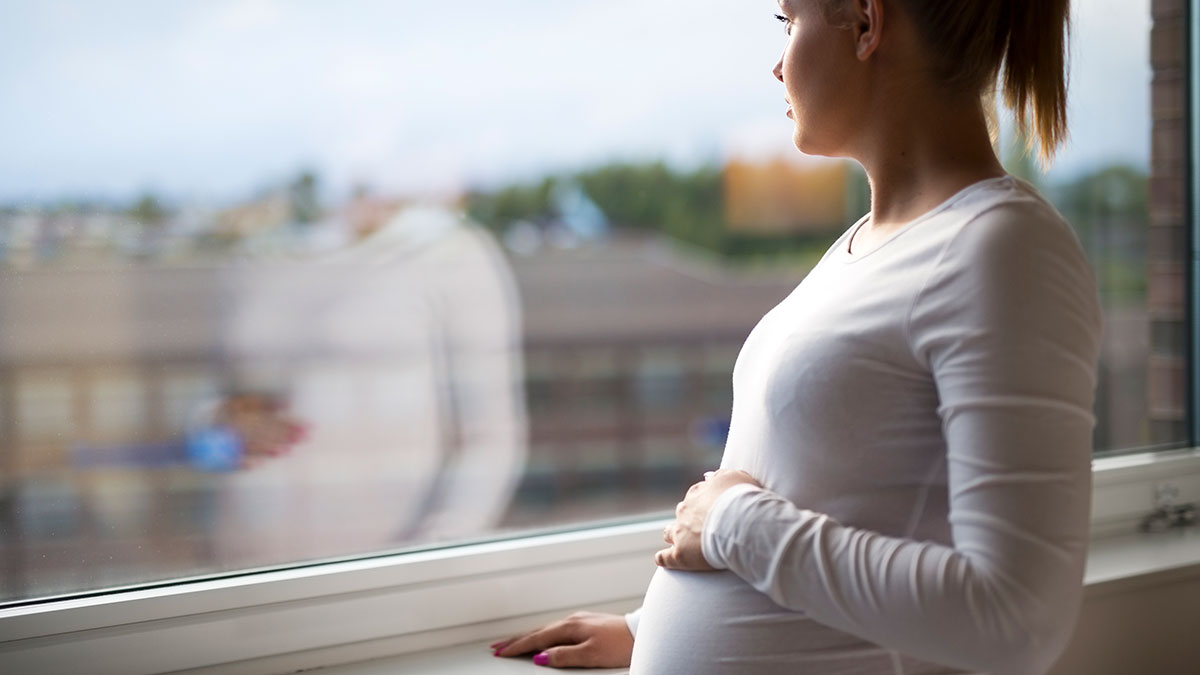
[{"left": 702, "top": 463, "right": 1089, "bottom": 675}]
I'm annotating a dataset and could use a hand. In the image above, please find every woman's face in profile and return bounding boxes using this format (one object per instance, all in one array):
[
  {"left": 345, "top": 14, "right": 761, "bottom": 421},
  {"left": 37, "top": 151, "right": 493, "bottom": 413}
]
[{"left": 773, "top": 0, "right": 862, "bottom": 157}]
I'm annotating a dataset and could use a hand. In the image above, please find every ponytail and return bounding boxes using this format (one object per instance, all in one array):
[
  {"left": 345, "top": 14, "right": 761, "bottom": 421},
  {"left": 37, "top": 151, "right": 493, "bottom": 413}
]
[
  {"left": 890, "top": 0, "right": 1072, "bottom": 165},
  {"left": 1001, "top": 0, "right": 1071, "bottom": 165}
]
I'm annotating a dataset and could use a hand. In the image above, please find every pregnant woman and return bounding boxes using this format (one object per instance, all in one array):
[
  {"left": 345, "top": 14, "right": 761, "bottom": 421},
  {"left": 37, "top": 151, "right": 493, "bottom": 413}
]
[{"left": 495, "top": 0, "right": 1099, "bottom": 673}]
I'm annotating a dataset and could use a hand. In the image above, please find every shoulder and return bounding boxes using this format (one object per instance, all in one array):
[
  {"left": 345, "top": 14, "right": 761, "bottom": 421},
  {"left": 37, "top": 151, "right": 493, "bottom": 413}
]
[
  {"left": 909, "top": 178, "right": 1101, "bottom": 344},
  {"left": 946, "top": 179, "right": 1079, "bottom": 257},
  {"left": 917, "top": 179, "right": 1095, "bottom": 305}
]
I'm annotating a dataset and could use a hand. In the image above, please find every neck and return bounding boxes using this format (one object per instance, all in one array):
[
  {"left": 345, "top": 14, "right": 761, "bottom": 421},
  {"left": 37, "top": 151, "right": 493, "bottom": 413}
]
[{"left": 850, "top": 88, "right": 1006, "bottom": 229}]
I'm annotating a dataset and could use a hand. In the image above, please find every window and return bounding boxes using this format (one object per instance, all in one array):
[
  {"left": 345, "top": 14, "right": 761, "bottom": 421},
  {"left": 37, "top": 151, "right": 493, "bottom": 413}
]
[{"left": 0, "top": 4, "right": 1197, "bottom": 670}]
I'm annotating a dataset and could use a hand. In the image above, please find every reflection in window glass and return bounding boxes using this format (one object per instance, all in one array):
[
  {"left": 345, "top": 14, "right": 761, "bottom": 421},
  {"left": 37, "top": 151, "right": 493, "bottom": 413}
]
[
  {"left": 0, "top": 0, "right": 1187, "bottom": 604},
  {"left": 15, "top": 374, "right": 75, "bottom": 443},
  {"left": 89, "top": 373, "right": 148, "bottom": 438}
]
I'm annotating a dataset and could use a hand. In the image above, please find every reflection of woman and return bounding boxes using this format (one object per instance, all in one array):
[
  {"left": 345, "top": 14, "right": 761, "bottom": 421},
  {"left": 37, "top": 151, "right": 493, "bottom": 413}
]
[
  {"left": 207, "top": 206, "right": 527, "bottom": 566},
  {"left": 495, "top": 1, "right": 1100, "bottom": 673}
]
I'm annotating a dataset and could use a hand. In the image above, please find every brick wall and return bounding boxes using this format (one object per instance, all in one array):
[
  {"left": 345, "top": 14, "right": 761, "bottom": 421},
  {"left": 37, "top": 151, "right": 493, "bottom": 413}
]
[{"left": 1147, "top": 0, "right": 1188, "bottom": 443}]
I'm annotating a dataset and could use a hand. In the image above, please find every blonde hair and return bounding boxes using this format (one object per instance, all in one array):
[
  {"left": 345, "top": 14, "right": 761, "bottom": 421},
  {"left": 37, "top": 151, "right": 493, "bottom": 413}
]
[{"left": 826, "top": 0, "right": 1071, "bottom": 164}]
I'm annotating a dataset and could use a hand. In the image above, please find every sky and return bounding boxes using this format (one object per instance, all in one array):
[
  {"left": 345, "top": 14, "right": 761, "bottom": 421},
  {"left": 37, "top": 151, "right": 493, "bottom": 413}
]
[{"left": 0, "top": 0, "right": 1153, "bottom": 205}]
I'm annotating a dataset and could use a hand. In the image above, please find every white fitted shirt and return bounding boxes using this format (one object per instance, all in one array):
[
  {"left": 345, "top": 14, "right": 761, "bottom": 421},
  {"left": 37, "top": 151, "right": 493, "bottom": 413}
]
[{"left": 627, "top": 176, "right": 1102, "bottom": 675}]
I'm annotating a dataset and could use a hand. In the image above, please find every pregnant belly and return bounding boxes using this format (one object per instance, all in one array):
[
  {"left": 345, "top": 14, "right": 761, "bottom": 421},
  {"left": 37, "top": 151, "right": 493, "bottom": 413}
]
[{"left": 630, "top": 568, "right": 904, "bottom": 675}]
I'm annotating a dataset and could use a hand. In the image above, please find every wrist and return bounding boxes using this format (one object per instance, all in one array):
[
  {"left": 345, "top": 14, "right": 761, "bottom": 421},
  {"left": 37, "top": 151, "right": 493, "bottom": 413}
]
[{"left": 700, "top": 482, "right": 763, "bottom": 569}]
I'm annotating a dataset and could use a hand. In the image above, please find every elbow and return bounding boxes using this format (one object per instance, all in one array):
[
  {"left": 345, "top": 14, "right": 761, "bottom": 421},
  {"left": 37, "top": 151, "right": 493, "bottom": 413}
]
[
  {"left": 982, "top": 621, "right": 1077, "bottom": 675},
  {"left": 971, "top": 577, "right": 1083, "bottom": 675}
]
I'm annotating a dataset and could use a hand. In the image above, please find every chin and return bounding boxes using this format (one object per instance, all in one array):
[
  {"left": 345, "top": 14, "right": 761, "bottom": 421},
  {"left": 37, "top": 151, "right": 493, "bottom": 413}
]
[
  {"left": 792, "top": 131, "right": 823, "bottom": 157},
  {"left": 792, "top": 129, "right": 841, "bottom": 159}
]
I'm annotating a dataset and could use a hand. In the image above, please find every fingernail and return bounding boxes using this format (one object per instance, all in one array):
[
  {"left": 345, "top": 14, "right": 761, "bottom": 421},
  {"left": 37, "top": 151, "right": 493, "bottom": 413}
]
[
  {"left": 533, "top": 652, "right": 550, "bottom": 666},
  {"left": 490, "top": 640, "right": 509, "bottom": 649}
]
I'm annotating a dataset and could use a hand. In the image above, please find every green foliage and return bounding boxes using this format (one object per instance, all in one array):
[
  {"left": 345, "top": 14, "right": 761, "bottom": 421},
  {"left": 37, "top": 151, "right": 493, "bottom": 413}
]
[
  {"left": 470, "top": 158, "right": 835, "bottom": 261},
  {"left": 577, "top": 162, "right": 726, "bottom": 252},
  {"left": 465, "top": 177, "right": 555, "bottom": 234},
  {"left": 289, "top": 170, "right": 321, "bottom": 224},
  {"left": 1055, "top": 165, "right": 1148, "bottom": 236},
  {"left": 130, "top": 193, "right": 169, "bottom": 229},
  {"left": 1052, "top": 164, "right": 1149, "bottom": 306}
]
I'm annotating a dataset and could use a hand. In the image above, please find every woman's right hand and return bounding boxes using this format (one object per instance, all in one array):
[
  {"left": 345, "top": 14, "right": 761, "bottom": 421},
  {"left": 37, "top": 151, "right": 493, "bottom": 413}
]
[{"left": 490, "top": 611, "right": 633, "bottom": 669}]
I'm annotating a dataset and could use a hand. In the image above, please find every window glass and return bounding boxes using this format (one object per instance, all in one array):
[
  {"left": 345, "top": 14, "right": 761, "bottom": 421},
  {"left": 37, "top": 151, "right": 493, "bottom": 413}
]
[{"left": 0, "top": 0, "right": 1186, "bottom": 604}]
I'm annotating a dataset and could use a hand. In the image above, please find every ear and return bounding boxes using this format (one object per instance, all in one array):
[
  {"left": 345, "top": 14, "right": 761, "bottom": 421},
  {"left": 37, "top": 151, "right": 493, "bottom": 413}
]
[{"left": 851, "top": 0, "right": 883, "bottom": 61}]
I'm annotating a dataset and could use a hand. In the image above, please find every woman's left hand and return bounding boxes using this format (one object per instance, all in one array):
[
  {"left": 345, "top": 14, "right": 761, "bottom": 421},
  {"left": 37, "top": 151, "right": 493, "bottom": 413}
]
[{"left": 655, "top": 469, "right": 762, "bottom": 572}]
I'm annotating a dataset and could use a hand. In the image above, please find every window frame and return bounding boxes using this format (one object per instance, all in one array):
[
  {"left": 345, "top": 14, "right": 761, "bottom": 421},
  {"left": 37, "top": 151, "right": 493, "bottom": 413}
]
[
  {"left": 1, "top": 2, "right": 1199, "bottom": 672},
  {"left": 2, "top": 451, "right": 1200, "bottom": 675}
]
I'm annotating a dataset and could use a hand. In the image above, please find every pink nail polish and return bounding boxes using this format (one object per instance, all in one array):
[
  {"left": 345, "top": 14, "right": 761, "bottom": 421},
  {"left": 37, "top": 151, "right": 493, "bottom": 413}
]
[{"left": 533, "top": 652, "right": 550, "bottom": 666}]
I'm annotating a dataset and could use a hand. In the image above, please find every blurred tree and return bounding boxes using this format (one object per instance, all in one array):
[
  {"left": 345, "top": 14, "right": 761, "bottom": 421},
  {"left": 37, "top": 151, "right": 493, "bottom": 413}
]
[
  {"left": 289, "top": 170, "right": 321, "bottom": 224},
  {"left": 131, "top": 193, "right": 168, "bottom": 229},
  {"left": 1054, "top": 164, "right": 1149, "bottom": 306},
  {"left": 465, "top": 177, "right": 555, "bottom": 234},
  {"left": 468, "top": 159, "right": 842, "bottom": 264},
  {"left": 577, "top": 162, "right": 725, "bottom": 251}
]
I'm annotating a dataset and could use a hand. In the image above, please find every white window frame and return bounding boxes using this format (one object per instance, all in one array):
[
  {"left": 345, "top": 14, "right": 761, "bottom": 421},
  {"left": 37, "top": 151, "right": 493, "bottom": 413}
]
[{"left": 1, "top": 450, "right": 1200, "bottom": 675}]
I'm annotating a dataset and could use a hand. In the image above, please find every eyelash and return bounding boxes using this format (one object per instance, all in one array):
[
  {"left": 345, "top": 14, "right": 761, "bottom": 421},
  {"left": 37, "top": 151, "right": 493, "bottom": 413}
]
[{"left": 775, "top": 13, "right": 792, "bottom": 35}]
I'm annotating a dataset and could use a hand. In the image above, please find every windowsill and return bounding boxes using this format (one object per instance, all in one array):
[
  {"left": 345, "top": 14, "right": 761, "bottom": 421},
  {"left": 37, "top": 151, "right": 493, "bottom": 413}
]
[
  {"left": 310, "top": 528, "right": 1200, "bottom": 675},
  {"left": 315, "top": 642, "right": 630, "bottom": 675},
  {"left": 5, "top": 450, "right": 1200, "bottom": 675}
]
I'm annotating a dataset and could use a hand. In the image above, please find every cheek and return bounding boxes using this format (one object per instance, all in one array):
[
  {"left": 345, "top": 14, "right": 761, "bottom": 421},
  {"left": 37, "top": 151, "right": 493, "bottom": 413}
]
[
  {"left": 780, "top": 44, "right": 804, "bottom": 98},
  {"left": 786, "top": 40, "right": 853, "bottom": 119},
  {"left": 781, "top": 39, "right": 824, "bottom": 109}
]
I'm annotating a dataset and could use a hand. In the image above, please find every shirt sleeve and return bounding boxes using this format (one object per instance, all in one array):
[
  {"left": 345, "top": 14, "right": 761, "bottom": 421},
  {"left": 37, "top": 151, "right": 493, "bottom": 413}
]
[
  {"left": 700, "top": 203, "right": 1102, "bottom": 675},
  {"left": 624, "top": 607, "right": 642, "bottom": 638}
]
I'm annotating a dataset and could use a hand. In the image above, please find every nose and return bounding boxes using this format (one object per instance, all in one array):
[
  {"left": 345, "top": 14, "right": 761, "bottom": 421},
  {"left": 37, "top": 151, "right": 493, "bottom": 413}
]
[{"left": 773, "top": 54, "right": 784, "bottom": 83}]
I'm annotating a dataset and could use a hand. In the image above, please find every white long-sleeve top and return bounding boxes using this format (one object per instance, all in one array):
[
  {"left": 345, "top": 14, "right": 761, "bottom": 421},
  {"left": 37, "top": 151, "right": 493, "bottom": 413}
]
[
  {"left": 628, "top": 176, "right": 1102, "bottom": 675},
  {"left": 211, "top": 208, "right": 527, "bottom": 566}
]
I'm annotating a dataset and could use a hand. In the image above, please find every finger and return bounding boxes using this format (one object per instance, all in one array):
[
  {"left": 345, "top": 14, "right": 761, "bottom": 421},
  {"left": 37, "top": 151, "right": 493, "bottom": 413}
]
[
  {"left": 730, "top": 468, "right": 760, "bottom": 484},
  {"left": 490, "top": 634, "right": 528, "bottom": 653},
  {"left": 675, "top": 500, "right": 686, "bottom": 517},
  {"left": 704, "top": 471, "right": 716, "bottom": 480},
  {"left": 654, "top": 546, "right": 676, "bottom": 568},
  {"left": 538, "top": 642, "right": 594, "bottom": 668},
  {"left": 496, "top": 623, "right": 576, "bottom": 657}
]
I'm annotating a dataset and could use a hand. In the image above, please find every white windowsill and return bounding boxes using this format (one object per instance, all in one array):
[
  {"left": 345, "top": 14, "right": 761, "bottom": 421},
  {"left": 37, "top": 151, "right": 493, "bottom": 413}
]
[
  {"left": 275, "top": 528, "right": 1200, "bottom": 675},
  {"left": 317, "top": 641, "right": 632, "bottom": 675},
  {"left": 3, "top": 449, "right": 1200, "bottom": 675}
]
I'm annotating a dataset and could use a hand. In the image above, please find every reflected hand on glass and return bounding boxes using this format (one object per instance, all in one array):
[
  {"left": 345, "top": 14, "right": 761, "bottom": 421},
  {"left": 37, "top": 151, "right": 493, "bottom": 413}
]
[
  {"left": 217, "top": 394, "right": 308, "bottom": 469},
  {"left": 490, "top": 611, "right": 634, "bottom": 668},
  {"left": 655, "top": 468, "right": 761, "bottom": 572}
]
